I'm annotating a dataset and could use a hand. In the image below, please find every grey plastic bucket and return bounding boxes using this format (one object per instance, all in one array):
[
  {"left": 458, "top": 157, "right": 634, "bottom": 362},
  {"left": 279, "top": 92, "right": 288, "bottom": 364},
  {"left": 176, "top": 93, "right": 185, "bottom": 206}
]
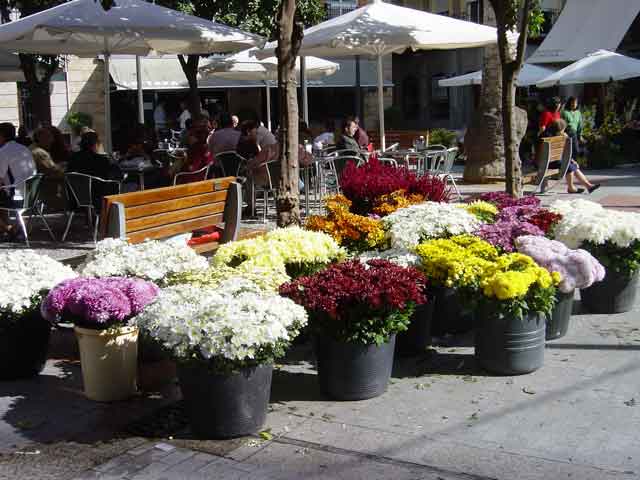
[
  {"left": 546, "top": 290, "right": 574, "bottom": 340},
  {"left": 580, "top": 269, "right": 639, "bottom": 314},
  {"left": 396, "top": 302, "right": 434, "bottom": 356}
]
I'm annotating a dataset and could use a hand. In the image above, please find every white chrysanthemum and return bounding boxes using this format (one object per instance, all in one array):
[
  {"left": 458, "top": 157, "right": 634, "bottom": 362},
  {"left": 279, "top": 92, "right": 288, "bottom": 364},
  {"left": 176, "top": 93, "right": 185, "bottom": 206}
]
[
  {"left": 550, "top": 199, "right": 640, "bottom": 249},
  {"left": 79, "top": 239, "right": 208, "bottom": 284},
  {"left": 0, "top": 250, "right": 77, "bottom": 316},
  {"left": 136, "top": 279, "right": 308, "bottom": 362},
  {"left": 358, "top": 248, "right": 420, "bottom": 268},
  {"left": 383, "top": 202, "right": 481, "bottom": 248}
]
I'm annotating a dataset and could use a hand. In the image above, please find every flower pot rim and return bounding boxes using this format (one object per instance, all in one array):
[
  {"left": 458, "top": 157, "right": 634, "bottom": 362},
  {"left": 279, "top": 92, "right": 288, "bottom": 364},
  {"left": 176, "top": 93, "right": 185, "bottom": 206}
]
[{"left": 74, "top": 325, "right": 138, "bottom": 337}]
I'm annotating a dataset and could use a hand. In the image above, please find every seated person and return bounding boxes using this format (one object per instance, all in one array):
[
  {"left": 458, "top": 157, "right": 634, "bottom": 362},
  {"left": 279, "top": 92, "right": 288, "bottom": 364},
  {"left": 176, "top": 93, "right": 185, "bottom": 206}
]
[
  {"left": 208, "top": 112, "right": 240, "bottom": 155},
  {"left": 314, "top": 119, "right": 335, "bottom": 149},
  {"left": 30, "top": 127, "right": 64, "bottom": 179},
  {"left": 236, "top": 120, "right": 260, "bottom": 160},
  {"left": 353, "top": 116, "right": 369, "bottom": 149},
  {"left": 256, "top": 122, "right": 277, "bottom": 150},
  {"left": 67, "top": 131, "right": 122, "bottom": 181},
  {"left": 336, "top": 116, "right": 361, "bottom": 153},
  {"left": 167, "top": 115, "right": 213, "bottom": 180},
  {"left": 541, "top": 119, "right": 600, "bottom": 194}
]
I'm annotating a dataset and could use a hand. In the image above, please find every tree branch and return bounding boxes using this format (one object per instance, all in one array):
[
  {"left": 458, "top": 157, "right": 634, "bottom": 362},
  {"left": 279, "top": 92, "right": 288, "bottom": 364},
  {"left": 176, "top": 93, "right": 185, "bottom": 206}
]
[{"left": 514, "top": 0, "right": 532, "bottom": 68}]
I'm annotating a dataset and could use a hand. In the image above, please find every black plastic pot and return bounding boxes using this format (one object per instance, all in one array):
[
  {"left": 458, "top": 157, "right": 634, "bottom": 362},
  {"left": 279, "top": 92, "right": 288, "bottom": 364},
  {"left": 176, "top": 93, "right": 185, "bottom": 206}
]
[
  {"left": 546, "top": 290, "right": 574, "bottom": 340},
  {"left": 315, "top": 334, "right": 396, "bottom": 401},
  {"left": 580, "top": 269, "right": 639, "bottom": 314},
  {"left": 396, "top": 303, "right": 433, "bottom": 356},
  {"left": 475, "top": 310, "right": 545, "bottom": 375},
  {"left": 177, "top": 362, "right": 273, "bottom": 439},
  {"left": 0, "top": 311, "right": 51, "bottom": 380},
  {"left": 431, "top": 287, "right": 473, "bottom": 336}
]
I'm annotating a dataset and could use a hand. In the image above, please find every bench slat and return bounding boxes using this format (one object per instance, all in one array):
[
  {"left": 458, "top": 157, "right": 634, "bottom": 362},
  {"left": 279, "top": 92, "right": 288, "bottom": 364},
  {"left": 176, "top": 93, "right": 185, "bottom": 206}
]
[
  {"left": 106, "top": 178, "right": 233, "bottom": 208},
  {"left": 126, "top": 201, "right": 227, "bottom": 233},
  {"left": 126, "top": 213, "right": 225, "bottom": 244},
  {"left": 125, "top": 190, "right": 228, "bottom": 220}
]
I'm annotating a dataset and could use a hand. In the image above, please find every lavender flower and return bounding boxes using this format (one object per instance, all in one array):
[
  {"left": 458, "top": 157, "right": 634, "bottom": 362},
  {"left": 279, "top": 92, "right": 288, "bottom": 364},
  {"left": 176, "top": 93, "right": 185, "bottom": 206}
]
[
  {"left": 515, "top": 235, "right": 605, "bottom": 293},
  {"left": 42, "top": 277, "right": 159, "bottom": 328}
]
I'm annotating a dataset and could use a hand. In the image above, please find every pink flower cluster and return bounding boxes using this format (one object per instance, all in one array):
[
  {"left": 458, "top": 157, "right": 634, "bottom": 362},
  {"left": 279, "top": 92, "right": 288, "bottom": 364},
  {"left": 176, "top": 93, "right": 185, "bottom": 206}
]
[
  {"left": 42, "top": 277, "right": 159, "bottom": 328},
  {"left": 515, "top": 235, "right": 605, "bottom": 293},
  {"left": 476, "top": 219, "right": 544, "bottom": 252},
  {"left": 478, "top": 192, "right": 541, "bottom": 210}
]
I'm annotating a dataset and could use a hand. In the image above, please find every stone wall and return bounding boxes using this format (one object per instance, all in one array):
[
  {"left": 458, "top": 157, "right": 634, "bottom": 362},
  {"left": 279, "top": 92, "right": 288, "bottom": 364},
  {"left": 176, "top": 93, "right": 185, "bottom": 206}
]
[
  {"left": 63, "top": 57, "right": 106, "bottom": 142},
  {"left": 0, "top": 82, "right": 20, "bottom": 126}
]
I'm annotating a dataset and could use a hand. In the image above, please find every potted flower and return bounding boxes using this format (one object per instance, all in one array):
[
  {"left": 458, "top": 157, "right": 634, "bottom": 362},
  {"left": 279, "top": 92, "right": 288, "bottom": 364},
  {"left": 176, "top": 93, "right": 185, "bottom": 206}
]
[
  {"left": 515, "top": 235, "right": 605, "bottom": 339},
  {"left": 281, "top": 260, "right": 427, "bottom": 400},
  {"left": 358, "top": 249, "right": 432, "bottom": 356},
  {"left": 42, "top": 277, "right": 158, "bottom": 401},
  {"left": 0, "top": 251, "right": 77, "bottom": 380},
  {"left": 213, "top": 226, "right": 345, "bottom": 278},
  {"left": 135, "top": 278, "right": 307, "bottom": 439},
  {"left": 79, "top": 238, "right": 209, "bottom": 286},
  {"left": 415, "top": 235, "right": 498, "bottom": 335},
  {"left": 551, "top": 199, "right": 640, "bottom": 313}
]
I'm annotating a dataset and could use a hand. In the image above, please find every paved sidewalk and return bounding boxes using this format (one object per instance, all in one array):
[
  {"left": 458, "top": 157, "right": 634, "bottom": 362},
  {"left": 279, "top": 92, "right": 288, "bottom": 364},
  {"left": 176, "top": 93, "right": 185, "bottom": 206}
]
[{"left": 2, "top": 300, "right": 638, "bottom": 480}]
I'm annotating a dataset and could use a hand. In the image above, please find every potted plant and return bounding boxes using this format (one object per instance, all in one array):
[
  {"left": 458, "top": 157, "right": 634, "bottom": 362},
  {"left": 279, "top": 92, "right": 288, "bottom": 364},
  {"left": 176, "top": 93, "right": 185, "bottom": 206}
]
[
  {"left": 213, "top": 226, "right": 345, "bottom": 279},
  {"left": 281, "top": 260, "right": 427, "bottom": 400},
  {"left": 135, "top": 278, "right": 307, "bottom": 439},
  {"left": 42, "top": 277, "right": 158, "bottom": 401},
  {"left": 476, "top": 253, "right": 559, "bottom": 375},
  {"left": 415, "top": 235, "right": 498, "bottom": 336},
  {"left": 0, "top": 251, "right": 77, "bottom": 380},
  {"left": 515, "top": 235, "right": 605, "bottom": 340},
  {"left": 358, "top": 248, "right": 432, "bottom": 356},
  {"left": 551, "top": 199, "right": 640, "bottom": 313},
  {"left": 79, "top": 238, "right": 209, "bottom": 286}
]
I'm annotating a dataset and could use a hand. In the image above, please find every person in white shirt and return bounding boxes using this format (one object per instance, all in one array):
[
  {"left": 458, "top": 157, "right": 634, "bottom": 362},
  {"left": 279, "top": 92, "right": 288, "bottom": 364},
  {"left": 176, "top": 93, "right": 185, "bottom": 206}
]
[
  {"left": 313, "top": 119, "right": 336, "bottom": 150},
  {"left": 0, "top": 122, "right": 37, "bottom": 235},
  {"left": 153, "top": 100, "right": 167, "bottom": 134},
  {"left": 178, "top": 101, "right": 192, "bottom": 130}
]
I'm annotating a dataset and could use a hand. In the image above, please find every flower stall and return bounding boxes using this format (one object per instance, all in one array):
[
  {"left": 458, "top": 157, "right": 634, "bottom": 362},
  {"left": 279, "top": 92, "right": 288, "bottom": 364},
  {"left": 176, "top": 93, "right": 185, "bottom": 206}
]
[
  {"left": 551, "top": 199, "right": 640, "bottom": 313},
  {"left": 42, "top": 277, "right": 158, "bottom": 401},
  {"left": 136, "top": 278, "right": 307, "bottom": 438},
  {"left": 0, "top": 251, "right": 77, "bottom": 380},
  {"left": 281, "top": 260, "right": 426, "bottom": 399}
]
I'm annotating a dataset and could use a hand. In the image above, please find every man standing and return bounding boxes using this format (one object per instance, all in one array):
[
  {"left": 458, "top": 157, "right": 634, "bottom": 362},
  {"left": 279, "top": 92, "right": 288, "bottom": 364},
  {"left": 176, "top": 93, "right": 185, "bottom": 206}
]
[
  {"left": 153, "top": 100, "right": 167, "bottom": 135},
  {"left": 0, "top": 122, "right": 36, "bottom": 235},
  {"left": 178, "top": 101, "right": 192, "bottom": 130}
]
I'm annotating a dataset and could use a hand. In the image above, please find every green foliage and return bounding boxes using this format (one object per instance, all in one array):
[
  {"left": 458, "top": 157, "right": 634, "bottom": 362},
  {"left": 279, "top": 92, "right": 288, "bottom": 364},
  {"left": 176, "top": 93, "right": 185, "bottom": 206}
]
[
  {"left": 527, "top": 0, "right": 545, "bottom": 38},
  {"left": 66, "top": 112, "right": 94, "bottom": 133},
  {"left": 310, "top": 304, "right": 414, "bottom": 346},
  {"left": 582, "top": 108, "right": 625, "bottom": 168},
  {"left": 476, "top": 284, "right": 557, "bottom": 321},
  {"left": 429, "top": 128, "right": 458, "bottom": 148},
  {"left": 583, "top": 240, "right": 640, "bottom": 278}
]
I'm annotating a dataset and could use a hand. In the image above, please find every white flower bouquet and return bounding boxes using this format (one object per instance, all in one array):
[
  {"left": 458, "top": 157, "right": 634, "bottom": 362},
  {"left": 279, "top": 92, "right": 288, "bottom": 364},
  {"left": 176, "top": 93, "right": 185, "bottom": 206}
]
[
  {"left": 78, "top": 239, "right": 208, "bottom": 285},
  {"left": 550, "top": 199, "right": 640, "bottom": 276},
  {"left": 0, "top": 250, "right": 77, "bottom": 320},
  {"left": 135, "top": 278, "right": 308, "bottom": 371},
  {"left": 212, "top": 227, "right": 345, "bottom": 278},
  {"left": 383, "top": 202, "right": 481, "bottom": 248},
  {"left": 515, "top": 235, "right": 605, "bottom": 293}
]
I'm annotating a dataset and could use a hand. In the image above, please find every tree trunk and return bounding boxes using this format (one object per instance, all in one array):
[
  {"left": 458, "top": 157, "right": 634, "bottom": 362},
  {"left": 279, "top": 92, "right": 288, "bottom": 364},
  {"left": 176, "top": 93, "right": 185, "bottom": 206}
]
[
  {"left": 275, "top": 0, "right": 303, "bottom": 227},
  {"left": 178, "top": 55, "right": 202, "bottom": 117},
  {"left": 463, "top": 44, "right": 506, "bottom": 182},
  {"left": 501, "top": 67, "right": 522, "bottom": 196},
  {"left": 18, "top": 54, "right": 58, "bottom": 128}
]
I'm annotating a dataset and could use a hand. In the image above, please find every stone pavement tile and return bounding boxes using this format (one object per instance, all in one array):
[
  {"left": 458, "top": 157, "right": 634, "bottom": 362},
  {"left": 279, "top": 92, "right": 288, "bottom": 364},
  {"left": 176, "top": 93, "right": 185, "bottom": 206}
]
[{"left": 155, "top": 452, "right": 219, "bottom": 476}]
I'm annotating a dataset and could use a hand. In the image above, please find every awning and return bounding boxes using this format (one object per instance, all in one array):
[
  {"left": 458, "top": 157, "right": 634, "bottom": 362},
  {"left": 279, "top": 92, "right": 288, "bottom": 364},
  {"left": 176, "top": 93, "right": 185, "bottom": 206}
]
[
  {"left": 109, "top": 55, "right": 391, "bottom": 91},
  {"left": 439, "top": 63, "right": 557, "bottom": 87},
  {"left": 528, "top": 0, "right": 640, "bottom": 64},
  {"left": 0, "top": 51, "right": 24, "bottom": 82}
]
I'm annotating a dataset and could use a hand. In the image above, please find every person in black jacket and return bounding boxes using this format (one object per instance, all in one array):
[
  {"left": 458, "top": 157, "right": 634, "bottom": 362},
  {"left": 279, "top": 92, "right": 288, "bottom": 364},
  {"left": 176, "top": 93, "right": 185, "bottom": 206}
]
[{"left": 336, "top": 116, "right": 360, "bottom": 153}]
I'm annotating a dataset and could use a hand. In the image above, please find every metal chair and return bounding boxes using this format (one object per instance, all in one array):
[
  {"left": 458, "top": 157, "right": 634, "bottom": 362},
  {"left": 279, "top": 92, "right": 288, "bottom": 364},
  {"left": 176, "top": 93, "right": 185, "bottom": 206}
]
[
  {"left": 62, "top": 172, "right": 121, "bottom": 243},
  {"left": 215, "top": 151, "right": 247, "bottom": 178},
  {"left": 431, "top": 147, "right": 462, "bottom": 199},
  {"left": 173, "top": 165, "right": 210, "bottom": 185},
  {"left": 0, "top": 174, "right": 55, "bottom": 246},
  {"left": 252, "top": 160, "right": 280, "bottom": 223}
]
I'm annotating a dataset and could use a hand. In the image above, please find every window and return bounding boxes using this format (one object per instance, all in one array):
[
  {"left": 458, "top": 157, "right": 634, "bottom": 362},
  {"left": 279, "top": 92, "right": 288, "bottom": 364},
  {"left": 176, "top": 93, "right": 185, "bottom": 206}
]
[
  {"left": 325, "top": 0, "right": 358, "bottom": 19},
  {"left": 466, "top": 1, "right": 481, "bottom": 23}
]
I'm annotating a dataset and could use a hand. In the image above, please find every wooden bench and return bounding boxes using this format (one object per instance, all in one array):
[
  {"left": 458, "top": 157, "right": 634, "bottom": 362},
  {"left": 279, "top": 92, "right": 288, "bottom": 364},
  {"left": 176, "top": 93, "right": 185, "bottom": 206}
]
[
  {"left": 99, "top": 177, "right": 242, "bottom": 254},
  {"left": 525, "top": 135, "right": 572, "bottom": 194}
]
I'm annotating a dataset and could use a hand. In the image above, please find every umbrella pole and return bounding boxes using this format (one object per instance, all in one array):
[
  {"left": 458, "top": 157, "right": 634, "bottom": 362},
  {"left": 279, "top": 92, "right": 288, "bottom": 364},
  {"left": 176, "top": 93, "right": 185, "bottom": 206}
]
[
  {"left": 301, "top": 56, "right": 309, "bottom": 126},
  {"left": 103, "top": 50, "right": 112, "bottom": 154},
  {"left": 136, "top": 55, "right": 144, "bottom": 124},
  {"left": 265, "top": 83, "right": 272, "bottom": 132},
  {"left": 377, "top": 54, "right": 386, "bottom": 152}
]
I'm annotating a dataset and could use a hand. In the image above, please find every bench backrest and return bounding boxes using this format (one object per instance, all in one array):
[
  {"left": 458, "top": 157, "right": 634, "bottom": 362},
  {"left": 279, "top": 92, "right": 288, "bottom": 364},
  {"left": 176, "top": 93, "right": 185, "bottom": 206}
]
[
  {"left": 100, "top": 177, "right": 241, "bottom": 245},
  {"left": 532, "top": 136, "right": 572, "bottom": 192}
]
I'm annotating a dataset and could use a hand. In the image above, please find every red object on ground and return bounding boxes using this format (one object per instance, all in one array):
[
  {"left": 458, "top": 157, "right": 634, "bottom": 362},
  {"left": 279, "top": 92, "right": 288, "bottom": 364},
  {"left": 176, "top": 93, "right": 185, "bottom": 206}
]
[{"left": 187, "top": 225, "right": 223, "bottom": 246}]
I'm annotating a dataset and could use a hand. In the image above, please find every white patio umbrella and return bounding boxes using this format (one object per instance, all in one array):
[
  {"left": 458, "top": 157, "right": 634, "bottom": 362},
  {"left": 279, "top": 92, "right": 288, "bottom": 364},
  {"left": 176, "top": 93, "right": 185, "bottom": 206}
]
[
  {"left": 537, "top": 50, "right": 640, "bottom": 88},
  {"left": 0, "top": 0, "right": 261, "bottom": 151},
  {"left": 439, "top": 63, "right": 557, "bottom": 88},
  {"left": 200, "top": 48, "right": 339, "bottom": 130},
  {"left": 0, "top": 52, "right": 25, "bottom": 82},
  {"left": 256, "top": 0, "right": 498, "bottom": 150}
]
